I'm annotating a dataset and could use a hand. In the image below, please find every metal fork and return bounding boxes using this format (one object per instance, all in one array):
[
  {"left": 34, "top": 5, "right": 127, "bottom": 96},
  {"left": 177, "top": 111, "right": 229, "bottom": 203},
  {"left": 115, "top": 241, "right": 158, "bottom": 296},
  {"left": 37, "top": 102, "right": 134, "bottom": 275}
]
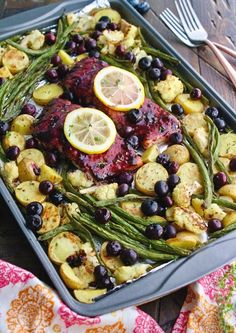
[
  {"left": 160, "top": 8, "right": 236, "bottom": 58},
  {"left": 175, "top": 0, "right": 236, "bottom": 89}
]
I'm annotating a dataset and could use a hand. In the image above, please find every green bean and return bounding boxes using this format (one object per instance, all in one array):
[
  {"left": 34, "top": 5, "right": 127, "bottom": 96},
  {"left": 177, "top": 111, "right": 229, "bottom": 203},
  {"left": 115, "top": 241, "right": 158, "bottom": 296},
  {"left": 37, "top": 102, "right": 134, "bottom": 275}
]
[
  {"left": 194, "top": 196, "right": 236, "bottom": 210},
  {"left": 93, "top": 194, "right": 151, "bottom": 207},
  {"left": 6, "top": 40, "right": 49, "bottom": 56},
  {"left": 137, "top": 27, "right": 149, "bottom": 47},
  {"left": 184, "top": 138, "right": 212, "bottom": 207},
  {"left": 143, "top": 46, "right": 179, "bottom": 64}
]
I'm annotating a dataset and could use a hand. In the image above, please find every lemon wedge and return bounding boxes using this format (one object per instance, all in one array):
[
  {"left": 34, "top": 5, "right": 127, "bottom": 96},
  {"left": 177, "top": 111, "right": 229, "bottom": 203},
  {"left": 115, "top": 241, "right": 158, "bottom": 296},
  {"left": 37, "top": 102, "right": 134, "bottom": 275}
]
[
  {"left": 64, "top": 108, "right": 117, "bottom": 154},
  {"left": 93, "top": 66, "right": 145, "bottom": 111}
]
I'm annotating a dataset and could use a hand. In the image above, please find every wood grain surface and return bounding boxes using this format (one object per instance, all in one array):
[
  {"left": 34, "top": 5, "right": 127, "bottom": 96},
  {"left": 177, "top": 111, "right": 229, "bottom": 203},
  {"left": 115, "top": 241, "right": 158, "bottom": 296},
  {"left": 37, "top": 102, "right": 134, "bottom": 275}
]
[{"left": 0, "top": 1, "right": 235, "bottom": 331}]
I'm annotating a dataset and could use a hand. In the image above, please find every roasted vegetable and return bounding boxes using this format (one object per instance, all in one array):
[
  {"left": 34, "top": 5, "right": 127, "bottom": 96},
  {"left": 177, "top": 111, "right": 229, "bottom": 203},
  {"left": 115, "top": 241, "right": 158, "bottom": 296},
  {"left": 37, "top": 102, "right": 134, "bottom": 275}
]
[
  {"left": 219, "top": 133, "right": 236, "bottom": 158},
  {"left": 33, "top": 83, "right": 64, "bottom": 105},
  {"left": 73, "top": 288, "right": 107, "bottom": 303},
  {"left": 18, "top": 158, "right": 39, "bottom": 182},
  {"left": 17, "top": 148, "right": 45, "bottom": 166},
  {"left": 2, "top": 48, "right": 29, "bottom": 74},
  {"left": 175, "top": 93, "right": 204, "bottom": 114},
  {"left": 173, "top": 206, "right": 207, "bottom": 234},
  {"left": 100, "top": 241, "right": 123, "bottom": 272},
  {"left": 38, "top": 202, "right": 60, "bottom": 234},
  {"left": 114, "top": 263, "right": 151, "bottom": 284},
  {"left": 15, "top": 180, "right": 46, "bottom": 206},
  {"left": 164, "top": 144, "right": 190, "bottom": 165},
  {"left": 2, "top": 131, "right": 25, "bottom": 151},
  {"left": 37, "top": 164, "right": 62, "bottom": 184}
]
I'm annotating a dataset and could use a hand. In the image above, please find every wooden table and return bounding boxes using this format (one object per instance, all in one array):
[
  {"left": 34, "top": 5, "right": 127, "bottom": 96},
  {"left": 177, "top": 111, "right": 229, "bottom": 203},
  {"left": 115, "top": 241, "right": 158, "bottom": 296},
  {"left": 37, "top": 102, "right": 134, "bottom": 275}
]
[{"left": 0, "top": 1, "right": 235, "bottom": 331}]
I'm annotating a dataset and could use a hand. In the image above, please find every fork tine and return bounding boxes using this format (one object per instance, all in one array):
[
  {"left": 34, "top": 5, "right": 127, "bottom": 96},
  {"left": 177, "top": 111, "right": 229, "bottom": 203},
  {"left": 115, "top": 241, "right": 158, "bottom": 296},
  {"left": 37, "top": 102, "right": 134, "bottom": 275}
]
[
  {"left": 164, "top": 9, "right": 186, "bottom": 34},
  {"left": 179, "top": 0, "right": 198, "bottom": 30},
  {"left": 183, "top": 0, "right": 203, "bottom": 29},
  {"left": 162, "top": 11, "right": 188, "bottom": 38},
  {"left": 175, "top": 0, "right": 194, "bottom": 32}
]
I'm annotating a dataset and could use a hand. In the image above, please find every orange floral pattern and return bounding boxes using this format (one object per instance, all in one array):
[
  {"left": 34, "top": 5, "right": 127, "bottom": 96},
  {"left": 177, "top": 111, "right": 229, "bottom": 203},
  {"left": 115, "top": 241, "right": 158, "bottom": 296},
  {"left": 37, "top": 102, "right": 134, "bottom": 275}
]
[
  {"left": 86, "top": 321, "right": 126, "bottom": 333},
  {"left": 6, "top": 284, "right": 54, "bottom": 333}
]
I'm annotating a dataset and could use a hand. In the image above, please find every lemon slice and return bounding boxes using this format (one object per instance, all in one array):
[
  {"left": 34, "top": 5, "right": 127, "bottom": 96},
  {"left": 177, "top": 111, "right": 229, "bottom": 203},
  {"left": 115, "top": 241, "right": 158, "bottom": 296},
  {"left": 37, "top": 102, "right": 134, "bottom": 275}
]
[
  {"left": 64, "top": 108, "right": 117, "bottom": 154},
  {"left": 93, "top": 66, "right": 145, "bottom": 111}
]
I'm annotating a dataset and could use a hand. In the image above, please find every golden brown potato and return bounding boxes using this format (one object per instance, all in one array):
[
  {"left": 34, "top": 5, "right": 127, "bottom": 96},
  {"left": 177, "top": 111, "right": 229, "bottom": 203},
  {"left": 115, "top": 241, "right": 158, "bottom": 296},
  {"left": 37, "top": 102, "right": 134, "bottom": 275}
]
[
  {"left": 60, "top": 263, "right": 87, "bottom": 290},
  {"left": 177, "top": 162, "right": 203, "bottom": 192},
  {"left": 0, "top": 66, "right": 13, "bottom": 78},
  {"left": 2, "top": 131, "right": 25, "bottom": 151},
  {"left": 219, "top": 133, "right": 236, "bottom": 159},
  {"left": 164, "top": 144, "right": 190, "bottom": 165},
  {"left": 100, "top": 241, "right": 123, "bottom": 272},
  {"left": 10, "top": 114, "right": 34, "bottom": 135},
  {"left": 166, "top": 231, "right": 199, "bottom": 249},
  {"left": 37, "top": 164, "right": 62, "bottom": 184},
  {"left": 17, "top": 148, "right": 45, "bottom": 166},
  {"left": 182, "top": 113, "right": 207, "bottom": 136},
  {"left": 33, "top": 83, "right": 64, "bottom": 105},
  {"left": 218, "top": 184, "right": 236, "bottom": 201},
  {"left": 114, "top": 263, "right": 151, "bottom": 284},
  {"left": 223, "top": 211, "right": 236, "bottom": 227},
  {"left": 142, "top": 144, "right": 159, "bottom": 163},
  {"left": 120, "top": 201, "right": 143, "bottom": 217},
  {"left": 73, "top": 289, "right": 107, "bottom": 303},
  {"left": 15, "top": 180, "right": 45, "bottom": 206},
  {"left": 2, "top": 48, "right": 29, "bottom": 74},
  {"left": 174, "top": 93, "right": 204, "bottom": 114},
  {"left": 18, "top": 158, "right": 38, "bottom": 182},
  {"left": 135, "top": 162, "right": 168, "bottom": 195},
  {"left": 37, "top": 202, "right": 60, "bottom": 234}
]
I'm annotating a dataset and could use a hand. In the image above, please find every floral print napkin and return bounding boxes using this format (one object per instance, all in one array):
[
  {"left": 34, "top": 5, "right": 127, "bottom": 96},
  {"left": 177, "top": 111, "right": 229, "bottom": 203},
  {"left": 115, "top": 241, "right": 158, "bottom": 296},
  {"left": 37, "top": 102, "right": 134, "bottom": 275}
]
[{"left": 1, "top": 258, "right": 236, "bottom": 333}]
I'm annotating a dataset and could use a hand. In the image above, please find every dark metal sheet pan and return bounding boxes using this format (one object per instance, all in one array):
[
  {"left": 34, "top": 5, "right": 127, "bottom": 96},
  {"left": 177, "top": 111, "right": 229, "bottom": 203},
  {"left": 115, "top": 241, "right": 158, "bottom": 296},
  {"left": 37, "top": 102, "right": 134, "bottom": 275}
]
[{"left": 0, "top": 0, "right": 236, "bottom": 317}]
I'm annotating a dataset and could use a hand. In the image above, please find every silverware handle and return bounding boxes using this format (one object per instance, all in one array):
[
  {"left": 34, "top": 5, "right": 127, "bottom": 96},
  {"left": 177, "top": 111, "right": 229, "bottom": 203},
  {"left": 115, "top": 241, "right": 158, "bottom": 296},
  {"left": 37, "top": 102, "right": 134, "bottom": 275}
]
[
  {"left": 206, "top": 39, "right": 236, "bottom": 89},
  {"left": 213, "top": 42, "right": 236, "bottom": 59}
]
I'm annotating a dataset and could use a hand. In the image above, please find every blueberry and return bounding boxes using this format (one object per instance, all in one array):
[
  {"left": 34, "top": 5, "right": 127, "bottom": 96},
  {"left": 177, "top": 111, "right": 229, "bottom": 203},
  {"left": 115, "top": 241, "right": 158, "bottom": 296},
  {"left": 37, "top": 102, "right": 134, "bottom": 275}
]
[
  {"left": 97, "top": 276, "right": 114, "bottom": 290},
  {"left": 157, "top": 205, "right": 166, "bottom": 217},
  {"left": 148, "top": 68, "right": 161, "bottom": 80},
  {"left": 26, "top": 202, "right": 43, "bottom": 216},
  {"left": 49, "top": 190, "right": 66, "bottom": 205},
  {"left": 169, "top": 132, "right": 183, "bottom": 144},
  {"left": 171, "top": 103, "right": 184, "bottom": 116},
  {"left": 115, "top": 45, "right": 126, "bottom": 57},
  {"left": 6, "top": 146, "right": 20, "bottom": 160},
  {"left": 214, "top": 117, "right": 226, "bottom": 132},
  {"left": 208, "top": 219, "right": 222, "bottom": 233},
  {"left": 229, "top": 158, "right": 236, "bottom": 172},
  {"left": 141, "top": 199, "right": 158, "bottom": 216},
  {"left": 94, "top": 208, "right": 111, "bottom": 224},
  {"left": 119, "top": 126, "right": 134, "bottom": 138},
  {"left": 45, "top": 31, "right": 56, "bottom": 45},
  {"left": 39, "top": 180, "right": 54, "bottom": 195},
  {"left": 21, "top": 103, "right": 37, "bottom": 117},
  {"left": 0, "top": 77, "right": 5, "bottom": 86},
  {"left": 72, "top": 33, "right": 83, "bottom": 44},
  {"left": 138, "top": 57, "right": 152, "bottom": 70},
  {"left": 167, "top": 161, "right": 179, "bottom": 174},
  {"left": 190, "top": 88, "right": 202, "bottom": 100},
  {"left": 90, "top": 30, "right": 102, "bottom": 40},
  {"left": 0, "top": 121, "right": 9, "bottom": 136},
  {"left": 145, "top": 223, "right": 163, "bottom": 240},
  {"left": 94, "top": 265, "right": 108, "bottom": 280},
  {"left": 205, "top": 106, "right": 219, "bottom": 119},
  {"left": 213, "top": 172, "right": 227, "bottom": 190},
  {"left": 51, "top": 54, "right": 61, "bottom": 66},
  {"left": 161, "top": 196, "right": 173, "bottom": 208},
  {"left": 127, "top": 108, "right": 143, "bottom": 123},
  {"left": 167, "top": 174, "right": 180, "bottom": 190},
  {"left": 66, "top": 253, "right": 84, "bottom": 267},
  {"left": 65, "top": 40, "right": 77, "bottom": 54},
  {"left": 120, "top": 248, "right": 138, "bottom": 265},
  {"left": 26, "top": 214, "right": 42, "bottom": 231},
  {"left": 160, "top": 68, "right": 172, "bottom": 80},
  {"left": 156, "top": 153, "right": 170, "bottom": 167},
  {"left": 154, "top": 180, "right": 169, "bottom": 197},
  {"left": 25, "top": 138, "right": 38, "bottom": 149},
  {"left": 136, "top": 1, "right": 151, "bottom": 14},
  {"left": 89, "top": 49, "right": 100, "bottom": 58},
  {"left": 77, "top": 45, "right": 86, "bottom": 55},
  {"left": 124, "top": 51, "right": 136, "bottom": 63},
  {"left": 106, "top": 240, "right": 122, "bottom": 256},
  {"left": 95, "top": 21, "right": 108, "bottom": 31},
  {"left": 85, "top": 38, "right": 97, "bottom": 51},
  {"left": 117, "top": 183, "right": 129, "bottom": 196},
  {"left": 57, "top": 64, "right": 69, "bottom": 77},
  {"left": 163, "top": 224, "right": 177, "bottom": 239},
  {"left": 151, "top": 57, "right": 164, "bottom": 69},
  {"left": 98, "top": 16, "right": 111, "bottom": 24},
  {"left": 116, "top": 172, "right": 133, "bottom": 185},
  {"left": 107, "top": 22, "right": 118, "bottom": 31},
  {"left": 126, "top": 135, "right": 139, "bottom": 149},
  {"left": 45, "top": 69, "right": 58, "bottom": 83}
]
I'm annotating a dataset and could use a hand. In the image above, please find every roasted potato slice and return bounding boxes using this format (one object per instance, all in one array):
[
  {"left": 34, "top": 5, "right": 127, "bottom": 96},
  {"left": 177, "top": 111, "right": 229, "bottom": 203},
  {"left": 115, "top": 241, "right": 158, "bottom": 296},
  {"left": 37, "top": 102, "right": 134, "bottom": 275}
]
[
  {"left": 17, "top": 148, "right": 45, "bottom": 166},
  {"left": 100, "top": 241, "right": 123, "bottom": 272},
  {"left": 223, "top": 211, "right": 236, "bottom": 227},
  {"left": 218, "top": 184, "right": 236, "bottom": 201},
  {"left": 33, "top": 83, "right": 64, "bottom": 106},
  {"left": 164, "top": 144, "right": 190, "bottom": 165},
  {"left": 166, "top": 206, "right": 176, "bottom": 221},
  {"left": 177, "top": 162, "right": 203, "bottom": 191},
  {"left": 114, "top": 263, "right": 151, "bottom": 284},
  {"left": 2, "top": 131, "right": 25, "bottom": 151},
  {"left": 146, "top": 215, "right": 167, "bottom": 225},
  {"left": 37, "top": 202, "right": 60, "bottom": 234},
  {"left": 15, "top": 180, "right": 46, "bottom": 206},
  {"left": 191, "top": 197, "right": 205, "bottom": 216},
  {"left": 37, "top": 164, "right": 62, "bottom": 184},
  {"left": 2, "top": 48, "right": 29, "bottom": 74},
  {"left": 120, "top": 201, "right": 143, "bottom": 217},
  {"left": 93, "top": 8, "right": 121, "bottom": 24},
  {"left": 219, "top": 133, "right": 236, "bottom": 158},
  {"left": 74, "top": 289, "right": 107, "bottom": 303},
  {"left": 135, "top": 162, "right": 168, "bottom": 195},
  {"left": 173, "top": 206, "right": 207, "bottom": 234},
  {"left": 10, "top": 114, "right": 34, "bottom": 135},
  {"left": 0, "top": 66, "right": 13, "bottom": 78},
  {"left": 142, "top": 144, "right": 159, "bottom": 163},
  {"left": 166, "top": 231, "right": 199, "bottom": 249},
  {"left": 60, "top": 262, "right": 88, "bottom": 289},
  {"left": 58, "top": 49, "right": 74, "bottom": 66},
  {"left": 20, "top": 30, "right": 45, "bottom": 50},
  {"left": 174, "top": 93, "right": 204, "bottom": 114},
  {"left": 18, "top": 158, "right": 39, "bottom": 182},
  {"left": 48, "top": 231, "right": 82, "bottom": 265},
  {"left": 182, "top": 113, "right": 207, "bottom": 136}
]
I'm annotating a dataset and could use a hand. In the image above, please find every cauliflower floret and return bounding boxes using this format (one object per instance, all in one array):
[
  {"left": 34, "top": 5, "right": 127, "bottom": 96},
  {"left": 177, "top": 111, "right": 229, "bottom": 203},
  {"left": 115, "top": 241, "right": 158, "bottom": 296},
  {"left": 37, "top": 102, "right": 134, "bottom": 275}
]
[
  {"left": 192, "top": 127, "right": 209, "bottom": 157},
  {"left": 68, "top": 169, "right": 93, "bottom": 189},
  {"left": 203, "top": 203, "right": 226, "bottom": 221},
  {"left": 120, "top": 19, "right": 138, "bottom": 49},
  {"left": 0, "top": 47, "right": 6, "bottom": 65},
  {"left": 173, "top": 206, "right": 207, "bottom": 234},
  {"left": 20, "top": 30, "right": 45, "bottom": 50},
  {"left": 1, "top": 161, "right": 19, "bottom": 187},
  {"left": 98, "top": 30, "right": 124, "bottom": 55},
  {"left": 154, "top": 75, "right": 184, "bottom": 103},
  {"left": 67, "top": 13, "right": 95, "bottom": 32},
  {"left": 132, "top": 47, "right": 152, "bottom": 69},
  {"left": 172, "top": 181, "right": 202, "bottom": 208},
  {"left": 59, "top": 202, "right": 80, "bottom": 225},
  {"left": 93, "top": 183, "right": 118, "bottom": 201}
]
